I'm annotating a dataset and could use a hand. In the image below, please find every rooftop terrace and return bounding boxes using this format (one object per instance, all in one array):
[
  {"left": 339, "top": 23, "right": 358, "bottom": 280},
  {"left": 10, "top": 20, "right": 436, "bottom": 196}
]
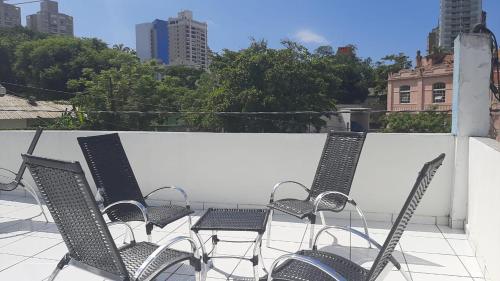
[
  {"left": 0, "top": 131, "right": 498, "bottom": 281},
  {"left": 0, "top": 192, "right": 484, "bottom": 281}
]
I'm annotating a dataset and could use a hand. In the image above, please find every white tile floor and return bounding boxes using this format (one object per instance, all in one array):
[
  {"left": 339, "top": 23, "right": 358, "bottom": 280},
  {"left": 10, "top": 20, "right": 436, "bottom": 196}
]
[{"left": 0, "top": 193, "right": 485, "bottom": 281}]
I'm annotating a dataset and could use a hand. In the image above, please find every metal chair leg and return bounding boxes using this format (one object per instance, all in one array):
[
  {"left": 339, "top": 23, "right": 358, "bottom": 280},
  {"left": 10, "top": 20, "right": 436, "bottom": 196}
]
[
  {"left": 266, "top": 209, "right": 273, "bottom": 247},
  {"left": 146, "top": 223, "right": 153, "bottom": 242},
  {"left": 351, "top": 203, "right": 372, "bottom": 249},
  {"left": 188, "top": 215, "right": 193, "bottom": 238},
  {"left": 48, "top": 254, "right": 70, "bottom": 281},
  {"left": 253, "top": 234, "right": 264, "bottom": 281},
  {"left": 195, "top": 269, "right": 202, "bottom": 281},
  {"left": 308, "top": 216, "right": 316, "bottom": 249}
]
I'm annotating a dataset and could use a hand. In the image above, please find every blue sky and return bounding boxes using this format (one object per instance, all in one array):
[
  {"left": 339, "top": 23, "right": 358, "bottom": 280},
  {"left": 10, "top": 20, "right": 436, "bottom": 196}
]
[{"left": 16, "top": 0, "right": 500, "bottom": 61}]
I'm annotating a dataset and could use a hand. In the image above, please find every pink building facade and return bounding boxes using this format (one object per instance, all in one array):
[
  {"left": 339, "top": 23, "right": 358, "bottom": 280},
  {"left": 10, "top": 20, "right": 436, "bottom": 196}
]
[{"left": 387, "top": 53, "right": 454, "bottom": 112}]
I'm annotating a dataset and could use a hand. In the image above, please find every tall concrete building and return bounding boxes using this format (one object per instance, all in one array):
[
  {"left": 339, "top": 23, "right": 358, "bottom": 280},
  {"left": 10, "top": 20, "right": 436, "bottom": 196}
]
[
  {"left": 136, "top": 19, "right": 169, "bottom": 64},
  {"left": 136, "top": 10, "right": 209, "bottom": 69},
  {"left": 27, "top": 0, "right": 73, "bottom": 36},
  {"left": 0, "top": 0, "right": 21, "bottom": 28},
  {"left": 439, "top": 0, "right": 482, "bottom": 50},
  {"left": 167, "top": 10, "right": 208, "bottom": 69}
]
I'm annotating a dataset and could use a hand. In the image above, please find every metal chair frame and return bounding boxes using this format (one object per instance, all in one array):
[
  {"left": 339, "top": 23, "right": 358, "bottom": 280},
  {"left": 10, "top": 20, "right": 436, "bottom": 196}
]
[
  {"left": 0, "top": 128, "right": 48, "bottom": 222},
  {"left": 78, "top": 133, "right": 194, "bottom": 242},
  {"left": 267, "top": 131, "right": 368, "bottom": 248},
  {"left": 267, "top": 153, "right": 446, "bottom": 281},
  {"left": 22, "top": 154, "right": 204, "bottom": 281}
]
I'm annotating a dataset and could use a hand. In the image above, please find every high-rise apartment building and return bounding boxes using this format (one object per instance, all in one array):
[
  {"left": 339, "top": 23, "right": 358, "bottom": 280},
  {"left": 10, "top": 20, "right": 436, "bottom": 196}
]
[
  {"left": 0, "top": 0, "right": 21, "bottom": 28},
  {"left": 27, "top": 0, "right": 73, "bottom": 36},
  {"left": 167, "top": 10, "right": 208, "bottom": 69},
  {"left": 135, "top": 10, "right": 209, "bottom": 69},
  {"left": 136, "top": 19, "right": 169, "bottom": 64},
  {"left": 439, "top": 0, "right": 482, "bottom": 50}
]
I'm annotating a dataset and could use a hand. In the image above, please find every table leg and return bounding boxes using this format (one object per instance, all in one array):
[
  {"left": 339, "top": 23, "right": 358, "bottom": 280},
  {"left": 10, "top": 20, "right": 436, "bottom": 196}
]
[
  {"left": 212, "top": 230, "right": 218, "bottom": 257},
  {"left": 259, "top": 239, "right": 268, "bottom": 275},
  {"left": 253, "top": 234, "right": 264, "bottom": 281},
  {"left": 194, "top": 231, "right": 209, "bottom": 278}
]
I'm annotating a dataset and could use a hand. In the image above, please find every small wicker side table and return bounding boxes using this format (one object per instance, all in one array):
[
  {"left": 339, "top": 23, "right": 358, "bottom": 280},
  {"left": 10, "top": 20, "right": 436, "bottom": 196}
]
[{"left": 191, "top": 208, "right": 270, "bottom": 281}]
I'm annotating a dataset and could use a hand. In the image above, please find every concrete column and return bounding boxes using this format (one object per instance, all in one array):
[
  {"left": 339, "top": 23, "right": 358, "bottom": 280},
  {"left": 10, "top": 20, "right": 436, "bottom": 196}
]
[{"left": 450, "top": 34, "right": 492, "bottom": 229}]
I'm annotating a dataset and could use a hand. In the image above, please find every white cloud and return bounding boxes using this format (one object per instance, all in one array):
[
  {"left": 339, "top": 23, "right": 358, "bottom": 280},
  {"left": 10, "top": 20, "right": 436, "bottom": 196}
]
[
  {"left": 206, "top": 19, "right": 218, "bottom": 27},
  {"left": 294, "top": 29, "right": 329, "bottom": 45}
]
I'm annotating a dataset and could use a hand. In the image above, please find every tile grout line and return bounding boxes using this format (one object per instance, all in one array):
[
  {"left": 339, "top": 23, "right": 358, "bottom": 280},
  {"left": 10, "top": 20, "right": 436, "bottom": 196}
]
[
  {"left": 228, "top": 242, "right": 253, "bottom": 279},
  {"left": 398, "top": 243, "right": 415, "bottom": 281},
  {"left": 437, "top": 224, "right": 475, "bottom": 279},
  {"left": 0, "top": 253, "right": 32, "bottom": 273}
]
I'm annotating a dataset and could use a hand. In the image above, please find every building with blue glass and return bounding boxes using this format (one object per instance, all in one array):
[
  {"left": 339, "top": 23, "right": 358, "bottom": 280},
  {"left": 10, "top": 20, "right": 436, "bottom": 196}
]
[
  {"left": 136, "top": 11, "right": 208, "bottom": 69},
  {"left": 136, "top": 19, "right": 169, "bottom": 64}
]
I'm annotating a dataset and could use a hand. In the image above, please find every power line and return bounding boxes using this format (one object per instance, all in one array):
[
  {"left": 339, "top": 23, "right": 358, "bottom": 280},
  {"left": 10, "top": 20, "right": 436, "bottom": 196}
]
[{"left": 0, "top": 81, "right": 79, "bottom": 95}]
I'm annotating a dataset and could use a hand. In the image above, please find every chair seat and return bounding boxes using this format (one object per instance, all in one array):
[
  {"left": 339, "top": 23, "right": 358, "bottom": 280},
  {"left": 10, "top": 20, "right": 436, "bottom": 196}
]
[
  {"left": 115, "top": 205, "right": 195, "bottom": 228},
  {"left": 270, "top": 250, "right": 369, "bottom": 281},
  {"left": 120, "top": 241, "right": 193, "bottom": 281},
  {"left": 268, "top": 199, "right": 342, "bottom": 219}
]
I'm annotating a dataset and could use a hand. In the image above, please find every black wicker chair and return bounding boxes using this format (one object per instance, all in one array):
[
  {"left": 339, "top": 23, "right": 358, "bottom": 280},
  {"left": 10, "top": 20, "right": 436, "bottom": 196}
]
[
  {"left": 22, "top": 154, "right": 204, "bottom": 281},
  {"left": 267, "top": 131, "right": 367, "bottom": 248},
  {"left": 77, "top": 133, "right": 194, "bottom": 241},
  {"left": 0, "top": 128, "right": 48, "bottom": 222},
  {"left": 266, "top": 153, "right": 446, "bottom": 281}
]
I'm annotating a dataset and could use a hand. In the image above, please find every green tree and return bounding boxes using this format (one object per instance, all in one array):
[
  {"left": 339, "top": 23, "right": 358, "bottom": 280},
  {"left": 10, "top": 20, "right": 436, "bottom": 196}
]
[
  {"left": 0, "top": 27, "right": 46, "bottom": 86},
  {"left": 183, "top": 40, "right": 375, "bottom": 132},
  {"left": 183, "top": 40, "right": 335, "bottom": 132},
  {"left": 373, "top": 53, "right": 412, "bottom": 94},
  {"left": 13, "top": 36, "right": 135, "bottom": 99},
  {"left": 68, "top": 60, "right": 195, "bottom": 130},
  {"left": 314, "top": 45, "right": 334, "bottom": 57},
  {"left": 164, "top": 65, "right": 204, "bottom": 89}
]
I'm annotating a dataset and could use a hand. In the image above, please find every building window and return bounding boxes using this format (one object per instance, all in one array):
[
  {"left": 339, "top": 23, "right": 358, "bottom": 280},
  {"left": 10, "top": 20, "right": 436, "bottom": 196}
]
[
  {"left": 433, "top": 83, "right": 446, "bottom": 103},
  {"left": 399, "top": 85, "right": 411, "bottom": 104}
]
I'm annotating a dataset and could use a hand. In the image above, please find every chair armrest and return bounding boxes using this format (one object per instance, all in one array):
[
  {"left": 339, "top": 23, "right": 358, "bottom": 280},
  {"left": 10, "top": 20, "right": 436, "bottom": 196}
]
[
  {"left": 102, "top": 200, "right": 149, "bottom": 222},
  {"left": 313, "top": 191, "right": 356, "bottom": 213},
  {"left": 312, "top": 225, "right": 401, "bottom": 271},
  {"left": 144, "top": 186, "right": 190, "bottom": 208},
  {"left": 133, "top": 236, "right": 201, "bottom": 280},
  {"left": 268, "top": 253, "right": 347, "bottom": 281},
  {"left": 270, "top": 181, "right": 310, "bottom": 203},
  {"left": 107, "top": 221, "right": 136, "bottom": 244}
]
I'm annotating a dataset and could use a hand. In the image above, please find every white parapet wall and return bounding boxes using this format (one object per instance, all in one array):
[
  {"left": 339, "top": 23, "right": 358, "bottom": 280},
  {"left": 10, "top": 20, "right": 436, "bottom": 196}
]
[
  {"left": 0, "top": 131, "right": 455, "bottom": 224},
  {"left": 467, "top": 137, "right": 500, "bottom": 281}
]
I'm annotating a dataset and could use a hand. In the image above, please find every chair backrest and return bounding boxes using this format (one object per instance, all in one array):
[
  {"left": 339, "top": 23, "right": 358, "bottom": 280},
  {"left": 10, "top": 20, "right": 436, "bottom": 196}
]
[
  {"left": 366, "top": 153, "right": 445, "bottom": 281},
  {"left": 22, "top": 154, "right": 129, "bottom": 279},
  {"left": 309, "top": 131, "right": 366, "bottom": 209},
  {"left": 14, "top": 127, "right": 43, "bottom": 183},
  {"left": 77, "top": 133, "right": 146, "bottom": 209}
]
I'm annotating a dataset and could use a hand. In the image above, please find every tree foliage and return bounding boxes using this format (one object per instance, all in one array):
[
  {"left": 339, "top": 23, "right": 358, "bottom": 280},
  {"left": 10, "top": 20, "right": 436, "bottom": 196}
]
[
  {"left": 373, "top": 53, "right": 412, "bottom": 94},
  {"left": 68, "top": 60, "right": 200, "bottom": 130},
  {"left": 383, "top": 111, "right": 451, "bottom": 133},
  {"left": 183, "top": 40, "right": 374, "bottom": 132},
  {"left": 0, "top": 28, "right": 448, "bottom": 133}
]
